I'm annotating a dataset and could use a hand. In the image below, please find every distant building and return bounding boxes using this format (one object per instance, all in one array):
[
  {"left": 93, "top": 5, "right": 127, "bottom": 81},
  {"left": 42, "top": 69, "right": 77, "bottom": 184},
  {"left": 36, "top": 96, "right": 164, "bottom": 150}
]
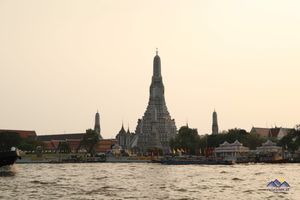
[
  {"left": 256, "top": 140, "right": 283, "bottom": 161},
  {"left": 0, "top": 129, "right": 37, "bottom": 139},
  {"left": 214, "top": 140, "right": 249, "bottom": 161},
  {"left": 250, "top": 127, "right": 292, "bottom": 140},
  {"left": 250, "top": 127, "right": 270, "bottom": 137},
  {"left": 116, "top": 124, "right": 134, "bottom": 152},
  {"left": 37, "top": 111, "right": 104, "bottom": 152},
  {"left": 212, "top": 110, "right": 219, "bottom": 135},
  {"left": 94, "top": 139, "right": 117, "bottom": 153},
  {"left": 94, "top": 111, "right": 103, "bottom": 139},
  {"left": 37, "top": 133, "right": 85, "bottom": 153},
  {"left": 134, "top": 50, "right": 177, "bottom": 154}
]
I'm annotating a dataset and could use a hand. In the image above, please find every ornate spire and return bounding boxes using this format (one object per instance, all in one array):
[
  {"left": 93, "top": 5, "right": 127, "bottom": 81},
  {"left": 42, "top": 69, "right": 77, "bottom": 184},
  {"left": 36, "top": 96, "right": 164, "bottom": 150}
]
[
  {"left": 135, "top": 51, "right": 177, "bottom": 154},
  {"left": 153, "top": 49, "right": 161, "bottom": 77},
  {"left": 150, "top": 49, "right": 164, "bottom": 101},
  {"left": 94, "top": 110, "right": 102, "bottom": 139},
  {"left": 119, "top": 122, "right": 126, "bottom": 134},
  {"left": 127, "top": 125, "right": 130, "bottom": 134},
  {"left": 185, "top": 117, "right": 189, "bottom": 128},
  {"left": 212, "top": 110, "right": 219, "bottom": 135}
]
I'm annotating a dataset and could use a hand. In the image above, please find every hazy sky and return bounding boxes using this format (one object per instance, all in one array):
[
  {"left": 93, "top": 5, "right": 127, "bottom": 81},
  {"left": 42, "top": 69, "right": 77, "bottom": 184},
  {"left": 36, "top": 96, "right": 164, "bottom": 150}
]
[{"left": 1, "top": 0, "right": 300, "bottom": 138}]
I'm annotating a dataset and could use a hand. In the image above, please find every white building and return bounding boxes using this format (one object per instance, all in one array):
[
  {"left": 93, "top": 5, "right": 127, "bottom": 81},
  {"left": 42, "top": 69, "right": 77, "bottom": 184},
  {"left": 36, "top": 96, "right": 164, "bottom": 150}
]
[
  {"left": 256, "top": 140, "right": 283, "bottom": 161},
  {"left": 214, "top": 140, "right": 249, "bottom": 161}
]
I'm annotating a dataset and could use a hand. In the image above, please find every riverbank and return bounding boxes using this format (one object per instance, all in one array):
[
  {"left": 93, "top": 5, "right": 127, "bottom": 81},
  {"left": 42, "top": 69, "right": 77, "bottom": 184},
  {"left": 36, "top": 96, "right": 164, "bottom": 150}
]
[{"left": 16, "top": 154, "right": 152, "bottom": 164}]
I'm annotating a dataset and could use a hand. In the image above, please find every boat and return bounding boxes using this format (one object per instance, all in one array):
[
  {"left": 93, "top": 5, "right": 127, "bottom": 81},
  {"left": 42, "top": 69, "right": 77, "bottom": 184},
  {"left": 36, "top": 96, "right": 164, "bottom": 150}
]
[
  {"left": 86, "top": 153, "right": 106, "bottom": 163},
  {"left": 158, "top": 156, "right": 234, "bottom": 165},
  {"left": 0, "top": 147, "right": 21, "bottom": 168},
  {"left": 51, "top": 153, "right": 107, "bottom": 163}
]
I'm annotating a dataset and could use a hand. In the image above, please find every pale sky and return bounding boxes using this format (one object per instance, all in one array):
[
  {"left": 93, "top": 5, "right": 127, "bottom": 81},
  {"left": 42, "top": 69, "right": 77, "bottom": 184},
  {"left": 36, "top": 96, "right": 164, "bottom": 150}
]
[{"left": 1, "top": 0, "right": 300, "bottom": 138}]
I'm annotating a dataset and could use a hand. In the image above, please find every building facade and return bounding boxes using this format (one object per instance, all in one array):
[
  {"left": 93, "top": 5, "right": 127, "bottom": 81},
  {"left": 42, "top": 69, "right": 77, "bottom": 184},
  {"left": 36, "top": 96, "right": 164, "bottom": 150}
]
[
  {"left": 214, "top": 140, "right": 250, "bottom": 161},
  {"left": 134, "top": 50, "right": 177, "bottom": 154},
  {"left": 0, "top": 129, "right": 37, "bottom": 139},
  {"left": 116, "top": 124, "right": 134, "bottom": 152},
  {"left": 256, "top": 140, "right": 283, "bottom": 161}
]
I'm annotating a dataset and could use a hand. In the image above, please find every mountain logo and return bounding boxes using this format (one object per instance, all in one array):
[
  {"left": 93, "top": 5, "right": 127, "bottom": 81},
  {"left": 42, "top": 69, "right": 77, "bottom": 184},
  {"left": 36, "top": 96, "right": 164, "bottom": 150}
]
[{"left": 267, "top": 179, "right": 290, "bottom": 192}]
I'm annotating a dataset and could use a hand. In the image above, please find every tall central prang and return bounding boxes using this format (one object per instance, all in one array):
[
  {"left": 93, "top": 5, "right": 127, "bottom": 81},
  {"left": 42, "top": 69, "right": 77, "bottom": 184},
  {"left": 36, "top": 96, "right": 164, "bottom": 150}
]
[{"left": 135, "top": 50, "right": 177, "bottom": 154}]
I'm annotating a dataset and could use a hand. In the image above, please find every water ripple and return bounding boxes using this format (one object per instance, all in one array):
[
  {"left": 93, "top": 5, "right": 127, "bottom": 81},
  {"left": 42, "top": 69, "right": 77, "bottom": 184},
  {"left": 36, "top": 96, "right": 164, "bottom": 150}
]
[{"left": 1, "top": 163, "right": 300, "bottom": 199}]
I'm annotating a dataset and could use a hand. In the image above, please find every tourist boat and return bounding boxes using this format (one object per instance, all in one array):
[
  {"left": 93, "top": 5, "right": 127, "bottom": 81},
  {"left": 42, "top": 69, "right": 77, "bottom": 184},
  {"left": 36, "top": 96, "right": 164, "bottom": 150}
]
[{"left": 0, "top": 147, "right": 21, "bottom": 168}]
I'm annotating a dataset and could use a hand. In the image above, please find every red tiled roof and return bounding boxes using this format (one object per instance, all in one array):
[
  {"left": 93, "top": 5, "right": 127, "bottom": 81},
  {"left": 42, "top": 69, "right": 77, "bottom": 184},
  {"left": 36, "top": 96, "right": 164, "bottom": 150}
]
[
  {"left": 37, "top": 133, "right": 85, "bottom": 141},
  {"left": 95, "top": 139, "right": 117, "bottom": 153},
  {"left": 0, "top": 129, "right": 37, "bottom": 139},
  {"left": 269, "top": 128, "right": 280, "bottom": 138},
  {"left": 65, "top": 139, "right": 81, "bottom": 151},
  {"left": 43, "top": 141, "right": 56, "bottom": 150},
  {"left": 250, "top": 127, "right": 270, "bottom": 137}
]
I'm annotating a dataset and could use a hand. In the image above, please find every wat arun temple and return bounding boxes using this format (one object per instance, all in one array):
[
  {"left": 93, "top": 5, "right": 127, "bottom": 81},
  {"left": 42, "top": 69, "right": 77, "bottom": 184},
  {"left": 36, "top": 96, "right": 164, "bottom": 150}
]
[
  {"left": 116, "top": 50, "right": 177, "bottom": 154},
  {"left": 135, "top": 50, "right": 178, "bottom": 154}
]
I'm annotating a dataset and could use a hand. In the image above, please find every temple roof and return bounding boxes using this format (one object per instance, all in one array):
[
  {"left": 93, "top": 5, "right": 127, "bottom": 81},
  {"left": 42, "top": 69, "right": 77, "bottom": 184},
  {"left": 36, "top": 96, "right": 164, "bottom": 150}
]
[
  {"left": 262, "top": 139, "right": 277, "bottom": 146},
  {"left": 220, "top": 141, "right": 229, "bottom": 146},
  {"left": 233, "top": 140, "right": 242, "bottom": 146},
  {"left": 37, "top": 133, "right": 85, "bottom": 141},
  {"left": 0, "top": 129, "right": 37, "bottom": 139},
  {"left": 118, "top": 124, "right": 127, "bottom": 135}
]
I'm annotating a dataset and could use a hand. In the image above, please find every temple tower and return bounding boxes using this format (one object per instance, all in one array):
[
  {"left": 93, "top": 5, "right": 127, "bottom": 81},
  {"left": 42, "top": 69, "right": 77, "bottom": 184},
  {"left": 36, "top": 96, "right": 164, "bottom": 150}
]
[
  {"left": 212, "top": 110, "right": 219, "bottom": 135},
  {"left": 94, "top": 111, "right": 103, "bottom": 139},
  {"left": 135, "top": 50, "right": 177, "bottom": 154}
]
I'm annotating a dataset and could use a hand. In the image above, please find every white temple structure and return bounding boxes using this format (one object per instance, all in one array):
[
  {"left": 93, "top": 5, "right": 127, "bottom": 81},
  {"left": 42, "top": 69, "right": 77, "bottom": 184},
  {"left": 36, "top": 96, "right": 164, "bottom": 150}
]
[
  {"left": 256, "top": 140, "right": 283, "bottom": 161},
  {"left": 214, "top": 140, "right": 249, "bottom": 161}
]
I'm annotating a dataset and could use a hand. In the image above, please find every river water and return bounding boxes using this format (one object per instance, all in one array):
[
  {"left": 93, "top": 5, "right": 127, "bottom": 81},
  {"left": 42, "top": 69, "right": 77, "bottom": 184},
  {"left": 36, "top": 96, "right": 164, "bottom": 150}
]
[{"left": 0, "top": 163, "right": 299, "bottom": 199}]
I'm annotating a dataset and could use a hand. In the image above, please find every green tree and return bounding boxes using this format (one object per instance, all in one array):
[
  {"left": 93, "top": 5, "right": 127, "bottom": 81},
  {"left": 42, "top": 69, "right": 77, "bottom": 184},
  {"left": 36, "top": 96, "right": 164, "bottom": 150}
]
[
  {"left": 199, "top": 128, "right": 266, "bottom": 152},
  {"left": 0, "top": 131, "right": 21, "bottom": 151},
  {"left": 242, "top": 133, "right": 266, "bottom": 150},
  {"left": 169, "top": 126, "right": 200, "bottom": 155},
  {"left": 57, "top": 141, "right": 71, "bottom": 153},
  {"left": 18, "top": 139, "right": 44, "bottom": 152},
  {"left": 80, "top": 129, "right": 100, "bottom": 155},
  {"left": 278, "top": 129, "right": 300, "bottom": 153}
]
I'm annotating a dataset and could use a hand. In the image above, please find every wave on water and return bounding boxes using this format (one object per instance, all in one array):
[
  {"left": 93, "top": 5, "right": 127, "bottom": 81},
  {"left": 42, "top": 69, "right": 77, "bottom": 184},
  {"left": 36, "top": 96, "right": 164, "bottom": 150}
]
[
  {"left": 30, "top": 180, "right": 58, "bottom": 185},
  {"left": 254, "top": 172, "right": 264, "bottom": 175},
  {"left": 232, "top": 177, "right": 243, "bottom": 181},
  {"left": 0, "top": 165, "right": 17, "bottom": 177}
]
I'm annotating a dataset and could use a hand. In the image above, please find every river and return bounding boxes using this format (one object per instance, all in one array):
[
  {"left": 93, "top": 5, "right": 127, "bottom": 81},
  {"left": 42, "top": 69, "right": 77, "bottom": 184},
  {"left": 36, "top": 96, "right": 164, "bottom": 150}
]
[{"left": 0, "top": 163, "right": 299, "bottom": 199}]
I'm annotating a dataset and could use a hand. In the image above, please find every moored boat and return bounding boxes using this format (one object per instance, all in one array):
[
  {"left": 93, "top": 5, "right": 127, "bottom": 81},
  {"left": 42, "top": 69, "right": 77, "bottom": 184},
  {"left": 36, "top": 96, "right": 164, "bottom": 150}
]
[
  {"left": 0, "top": 147, "right": 21, "bottom": 168},
  {"left": 158, "top": 156, "right": 234, "bottom": 165}
]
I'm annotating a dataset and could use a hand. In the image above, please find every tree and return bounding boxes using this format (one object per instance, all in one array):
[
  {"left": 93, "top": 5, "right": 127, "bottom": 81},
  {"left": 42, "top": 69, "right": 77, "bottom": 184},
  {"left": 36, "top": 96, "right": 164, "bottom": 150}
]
[
  {"left": 169, "top": 126, "right": 200, "bottom": 155},
  {"left": 278, "top": 129, "right": 300, "bottom": 153},
  {"left": 0, "top": 131, "right": 21, "bottom": 151},
  {"left": 242, "top": 133, "right": 266, "bottom": 150},
  {"left": 295, "top": 124, "right": 300, "bottom": 131},
  {"left": 199, "top": 128, "right": 266, "bottom": 152},
  {"left": 57, "top": 141, "right": 71, "bottom": 153},
  {"left": 80, "top": 129, "right": 100, "bottom": 155},
  {"left": 18, "top": 139, "right": 44, "bottom": 152}
]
